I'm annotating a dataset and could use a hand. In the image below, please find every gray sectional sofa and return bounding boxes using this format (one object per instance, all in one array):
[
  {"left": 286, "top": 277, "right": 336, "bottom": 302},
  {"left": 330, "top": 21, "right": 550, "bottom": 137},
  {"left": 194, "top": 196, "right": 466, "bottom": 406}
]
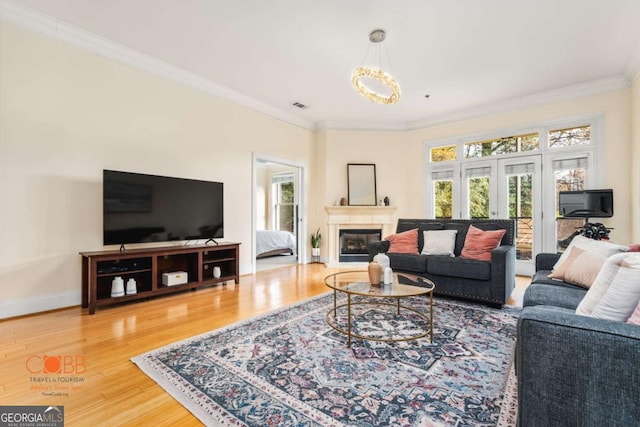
[
  {"left": 367, "top": 218, "right": 516, "bottom": 307},
  {"left": 516, "top": 253, "right": 640, "bottom": 426}
]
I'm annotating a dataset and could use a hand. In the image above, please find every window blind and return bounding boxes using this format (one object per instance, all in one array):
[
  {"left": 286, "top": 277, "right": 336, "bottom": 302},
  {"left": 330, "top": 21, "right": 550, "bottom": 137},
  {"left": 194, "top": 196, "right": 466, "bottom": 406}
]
[
  {"left": 504, "top": 163, "right": 535, "bottom": 175},
  {"left": 431, "top": 170, "right": 454, "bottom": 180},
  {"left": 465, "top": 166, "right": 491, "bottom": 178},
  {"left": 271, "top": 173, "right": 294, "bottom": 183},
  {"left": 552, "top": 157, "right": 588, "bottom": 171}
]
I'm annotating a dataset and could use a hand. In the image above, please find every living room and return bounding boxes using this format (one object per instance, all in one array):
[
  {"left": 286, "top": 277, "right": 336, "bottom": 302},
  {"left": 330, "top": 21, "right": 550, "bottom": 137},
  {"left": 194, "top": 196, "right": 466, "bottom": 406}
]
[{"left": 1, "top": 1, "right": 640, "bottom": 425}]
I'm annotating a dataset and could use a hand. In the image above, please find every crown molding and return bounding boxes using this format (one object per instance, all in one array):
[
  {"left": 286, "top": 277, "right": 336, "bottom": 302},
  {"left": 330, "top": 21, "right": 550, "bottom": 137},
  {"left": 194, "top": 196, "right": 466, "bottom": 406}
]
[
  {"left": 405, "top": 76, "right": 630, "bottom": 131},
  {"left": 316, "top": 120, "right": 407, "bottom": 132},
  {"left": 317, "top": 76, "right": 630, "bottom": 132},
  {"left": 0, "top": 0, "right": 316, "bottom": 132},
  {"left": 1, "top": 1, "right": 633, "bottom": 134},
  {"left": 625, "top": 40, "right": 640, "bottom": 83}
]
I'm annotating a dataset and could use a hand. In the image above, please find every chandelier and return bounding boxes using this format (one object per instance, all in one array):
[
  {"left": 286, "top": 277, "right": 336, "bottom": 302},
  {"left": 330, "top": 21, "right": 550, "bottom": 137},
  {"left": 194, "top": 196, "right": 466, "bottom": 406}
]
[{"left": 352, "top": 29, "right": 400, "bottom": 105}]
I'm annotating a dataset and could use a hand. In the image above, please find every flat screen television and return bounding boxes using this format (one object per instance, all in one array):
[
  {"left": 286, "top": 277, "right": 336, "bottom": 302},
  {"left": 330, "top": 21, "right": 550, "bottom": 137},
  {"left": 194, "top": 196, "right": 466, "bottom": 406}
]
[
  {"left": 103, "top": 170, "right": 223, "bottom": 245},
  {"left": 558, "top": 189, "right": 613, "bottom": 218}
]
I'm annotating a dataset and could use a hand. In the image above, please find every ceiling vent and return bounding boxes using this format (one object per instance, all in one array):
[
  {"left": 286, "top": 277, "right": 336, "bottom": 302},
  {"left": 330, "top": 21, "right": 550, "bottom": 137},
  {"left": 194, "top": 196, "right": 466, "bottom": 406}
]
[{"left": 292, "top": 102, "right": 308, "bottom": 109}]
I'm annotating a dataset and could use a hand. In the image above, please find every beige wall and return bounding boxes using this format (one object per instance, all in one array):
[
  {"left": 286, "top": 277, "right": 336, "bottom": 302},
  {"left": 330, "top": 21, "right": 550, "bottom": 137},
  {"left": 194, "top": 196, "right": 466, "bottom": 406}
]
[
  {"left": 0, "top": 23, "right": 315, "bottom": 317},
  {"left": 1, "top": 21, "right": 637, "bottom": 317},
  {"left": 321, "top": 90, "right": 634, "bottom": 243},
  {"left": 631, "top": 74, "right": 640, "bottom": 242}
]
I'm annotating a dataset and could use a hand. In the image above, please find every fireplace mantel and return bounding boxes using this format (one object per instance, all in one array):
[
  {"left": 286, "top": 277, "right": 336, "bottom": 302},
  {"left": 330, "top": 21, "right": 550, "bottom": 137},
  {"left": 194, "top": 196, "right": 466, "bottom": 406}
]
[{"left": 325, "top": 206, "right": 397, "bottom": 267}]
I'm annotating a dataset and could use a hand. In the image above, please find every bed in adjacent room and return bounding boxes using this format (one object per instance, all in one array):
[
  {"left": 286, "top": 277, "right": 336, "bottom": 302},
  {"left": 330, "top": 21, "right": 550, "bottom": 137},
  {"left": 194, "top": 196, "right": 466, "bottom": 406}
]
[{"left": 256, "top": 230, "right": 297, "bottom": 259}]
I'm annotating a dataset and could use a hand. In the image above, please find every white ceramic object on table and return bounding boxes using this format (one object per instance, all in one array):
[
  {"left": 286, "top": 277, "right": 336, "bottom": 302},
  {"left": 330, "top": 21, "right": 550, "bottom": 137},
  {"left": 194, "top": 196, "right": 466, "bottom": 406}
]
[
  {"left": 126, "top": 278, "right": 137, "bottom": 295},
  {"left": 373, "top": 252, "right": 390, "bottom": 270},
  {"left": 111, "top": 276, "right": 124, "bottom": 297}
]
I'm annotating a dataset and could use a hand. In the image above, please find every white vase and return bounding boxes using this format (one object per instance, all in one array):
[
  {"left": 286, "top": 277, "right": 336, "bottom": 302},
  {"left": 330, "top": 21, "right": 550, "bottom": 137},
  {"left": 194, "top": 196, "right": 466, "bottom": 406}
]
[
  {"left": 213, "top": 266, "right": 221, "bottom": 278},
  {"left": 111, "top": 276, "right": 124, "bottom": 297},
  {"left": 373, "top": 252, "right": 390, "bottom": 270},
  {"left": 311, "top": 247, "right": 320, "bottom": 257},
  {"left": 383, "top": 267, "right": 393, "bottom": 285},
  {"left": 126, "top": 278, "right": 137, "bottom": 295}
]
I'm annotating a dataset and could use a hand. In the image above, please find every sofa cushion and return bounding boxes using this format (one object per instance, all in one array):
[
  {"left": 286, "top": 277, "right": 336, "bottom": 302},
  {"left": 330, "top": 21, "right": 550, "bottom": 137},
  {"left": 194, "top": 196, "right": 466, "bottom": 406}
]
[
  {"left": 388, "top": 253, "right": 427, "bottom": 273},
  {"left": 396, "top": 220, "right": 443, "bottom": 253},
  {"left": 460, "top": 225, "right": 506, "bottom": 261},
  {"left": 386, "top": 228, "right": 419, "bottom": 254},
  {"left": 551, "top": 235, "right": 628, "bottom": 273},
  {"left": 426, "top": 256, "right": 491, "bottom": 280},
  {"left": 523, "top": 283, "right": 586, "bottom": 310},
  {"left": 548, "top": 247, "right": 585, "bottom": 280},
  {"left": 421, "top": 229, "right": 457, "bottom": 257},
  {"left": 590, "top": 254, "right": 640, "bottom": 322},
  {"left": 417, "top": 223, "right": 445, "bottom": 253},
  {"left": 563, "top": 251, "right": 606, "bottom": 288},
  {"left": 576, "top": 252, "right": 629, "bottom": 316},
  {"left": 444, "top": 223, "right": 472, "bottom": 255},
  {"left": 531, "top": 270, "right": 583, "bottom": 289},
  {"left": 548, "top": 247, "right": 606, "bottom": 289},
  {"left": 627, "top": 302, "right": 640, "bottom": 325}
]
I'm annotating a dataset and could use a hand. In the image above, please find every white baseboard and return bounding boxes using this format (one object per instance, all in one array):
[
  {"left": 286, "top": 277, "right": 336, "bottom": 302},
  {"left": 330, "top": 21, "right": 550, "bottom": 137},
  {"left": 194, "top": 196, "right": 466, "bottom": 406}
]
[{"left": 0, "top": 291, "right": 81, "bottom": 319}]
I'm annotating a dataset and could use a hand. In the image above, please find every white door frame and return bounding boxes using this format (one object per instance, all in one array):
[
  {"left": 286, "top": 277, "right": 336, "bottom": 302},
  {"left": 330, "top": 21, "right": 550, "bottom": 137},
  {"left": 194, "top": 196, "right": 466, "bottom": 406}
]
[
  {"left": 252, "top": 152, "right": 306, "bottom": 274},
  {"left": 498, "top": 155, "right": 542, "bottom": 276}
]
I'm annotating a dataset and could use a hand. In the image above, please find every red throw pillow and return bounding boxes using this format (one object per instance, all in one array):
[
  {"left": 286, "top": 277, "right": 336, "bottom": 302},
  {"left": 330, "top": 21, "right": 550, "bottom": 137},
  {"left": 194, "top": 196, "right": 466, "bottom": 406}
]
[
  {"left": 386, "top": 228, "right": 419, "bottom": 254},
  {"left": 460, "top": 225, "right": 506, "bottom": 261}
]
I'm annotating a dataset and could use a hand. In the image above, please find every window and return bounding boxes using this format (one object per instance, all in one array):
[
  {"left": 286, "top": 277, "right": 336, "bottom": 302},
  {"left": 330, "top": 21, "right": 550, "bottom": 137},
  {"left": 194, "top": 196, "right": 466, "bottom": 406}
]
[
  {"left": 465, "top": 167, "right": 492, "bottom": 219},
  {"left": 553, "top": 157, "right": 588, "bottom": 251},
  {"left": 431, "top": 170, "right": 454, "bottom": 219},
  {"left": 424, "top": 114, "right": 601, "bottom": 264},
  {"left": 464, "top": 133, "right": 539, "bottom": 159},
  {"left": 272, "top": 174, "right": 295, "bottom": 232},
  {"left": 430, "top": 145, "right": 457, "bottom": 162},
  {"left": 549, "top": 125, "right": 591, "bottom": 148},
  {"left": 505, "top": 163, "right": 535, "bottom": 261}
]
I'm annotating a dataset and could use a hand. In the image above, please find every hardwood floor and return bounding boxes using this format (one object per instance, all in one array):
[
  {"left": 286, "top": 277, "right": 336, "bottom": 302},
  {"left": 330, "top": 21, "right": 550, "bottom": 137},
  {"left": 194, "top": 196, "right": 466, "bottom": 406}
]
[{"left": 0, "top": 264, "right": 528, "bottom": 426}]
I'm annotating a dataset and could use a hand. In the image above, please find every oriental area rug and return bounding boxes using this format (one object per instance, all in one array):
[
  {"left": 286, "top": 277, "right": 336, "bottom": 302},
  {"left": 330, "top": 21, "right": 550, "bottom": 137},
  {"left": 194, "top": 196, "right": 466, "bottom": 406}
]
[{"left": 132, "top": 293, "right": 519, "bottom": 426}]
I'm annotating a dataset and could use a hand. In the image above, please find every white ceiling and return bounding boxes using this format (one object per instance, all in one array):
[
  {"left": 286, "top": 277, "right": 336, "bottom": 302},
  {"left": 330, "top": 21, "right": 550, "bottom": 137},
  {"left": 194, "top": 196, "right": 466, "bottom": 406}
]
[{"left": 4, "top": 0, "right": 640, "bottom": 131}]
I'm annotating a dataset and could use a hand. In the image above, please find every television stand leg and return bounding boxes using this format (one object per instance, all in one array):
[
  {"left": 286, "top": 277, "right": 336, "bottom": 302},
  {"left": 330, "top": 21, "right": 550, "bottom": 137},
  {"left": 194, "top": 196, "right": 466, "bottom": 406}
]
[
  {"left": 205, "top": 238, "right": 219, "bottom": 245},
  {"left": 119, "top": 244, "right": 126, "bottom": 253}
]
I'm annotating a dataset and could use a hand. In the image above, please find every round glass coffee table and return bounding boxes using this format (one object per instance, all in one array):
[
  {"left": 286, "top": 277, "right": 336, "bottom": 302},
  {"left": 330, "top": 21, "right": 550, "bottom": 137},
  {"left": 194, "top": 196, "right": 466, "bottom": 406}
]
[{"left": 324, "top": 271, "right": 435, "bottom": 347}]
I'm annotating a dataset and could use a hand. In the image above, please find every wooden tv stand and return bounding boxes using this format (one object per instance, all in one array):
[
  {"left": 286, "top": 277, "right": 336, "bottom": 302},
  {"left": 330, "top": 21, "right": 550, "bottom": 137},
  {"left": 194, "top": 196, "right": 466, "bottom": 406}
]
[{"left": 80, "top": 242, "right": 240, "bottom": 314}]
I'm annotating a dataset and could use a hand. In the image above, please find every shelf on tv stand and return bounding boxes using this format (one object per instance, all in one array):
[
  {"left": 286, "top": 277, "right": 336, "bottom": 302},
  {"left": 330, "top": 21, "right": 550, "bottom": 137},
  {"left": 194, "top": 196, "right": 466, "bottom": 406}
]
[{"left": 80, "top": 242, "right": 240, "bottom": 314}]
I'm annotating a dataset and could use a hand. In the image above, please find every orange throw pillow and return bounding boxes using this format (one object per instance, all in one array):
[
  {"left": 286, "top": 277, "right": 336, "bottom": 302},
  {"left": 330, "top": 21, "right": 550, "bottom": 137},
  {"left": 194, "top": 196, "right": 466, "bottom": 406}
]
[
  {"left": 460, "top": 225, "right": 506, "bottom": 261},
  {"left": 386, "top": 228, "right": 419, "bottom": 254}
]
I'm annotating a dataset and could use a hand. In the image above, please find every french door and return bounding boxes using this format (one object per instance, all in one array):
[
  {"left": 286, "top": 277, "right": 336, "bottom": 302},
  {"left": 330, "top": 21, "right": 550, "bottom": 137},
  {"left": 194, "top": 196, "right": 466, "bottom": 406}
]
[{"left": 459, "top": 156, "right": 542, "bottom": 275}]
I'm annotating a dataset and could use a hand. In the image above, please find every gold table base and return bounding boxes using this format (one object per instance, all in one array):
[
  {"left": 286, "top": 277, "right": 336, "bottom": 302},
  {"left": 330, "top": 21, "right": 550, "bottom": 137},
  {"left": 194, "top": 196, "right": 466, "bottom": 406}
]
[{"left": 325, "top": 292, "right": 434, "bottom": 347}]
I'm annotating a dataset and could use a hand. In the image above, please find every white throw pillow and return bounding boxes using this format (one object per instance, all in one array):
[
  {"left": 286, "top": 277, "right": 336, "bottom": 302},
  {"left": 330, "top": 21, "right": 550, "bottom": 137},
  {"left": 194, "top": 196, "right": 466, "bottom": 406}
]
[
  {"left": 552, "top": 235, "right": 628, "bottom": 274},
  {"left": 590, "top": 254, "right": 640, "bottom": 322},
  {"left": 627, "top": 301, "right": 640, "bottom": 325},
  {"left": 576, "top": 252, "right": 629, "bottom": 316},
  {"left": 421, "top": 230, "right": 457, "bottom": 257}
]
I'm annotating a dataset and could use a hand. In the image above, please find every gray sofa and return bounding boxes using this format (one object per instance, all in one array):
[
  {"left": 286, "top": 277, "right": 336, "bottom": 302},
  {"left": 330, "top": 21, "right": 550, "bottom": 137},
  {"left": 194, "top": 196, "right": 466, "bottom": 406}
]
[
  {"left": 516, "top": 253, "right": 640, "bottom": 426},
  {"left": 367, "top": 218, "right": 515, "bottom": 307}
]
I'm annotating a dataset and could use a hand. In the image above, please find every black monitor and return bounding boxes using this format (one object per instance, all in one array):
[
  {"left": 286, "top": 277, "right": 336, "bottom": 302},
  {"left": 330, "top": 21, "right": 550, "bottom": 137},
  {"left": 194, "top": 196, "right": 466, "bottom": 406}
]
[{"left": 558, "top": 189, "right": 613, "bottom": 218}]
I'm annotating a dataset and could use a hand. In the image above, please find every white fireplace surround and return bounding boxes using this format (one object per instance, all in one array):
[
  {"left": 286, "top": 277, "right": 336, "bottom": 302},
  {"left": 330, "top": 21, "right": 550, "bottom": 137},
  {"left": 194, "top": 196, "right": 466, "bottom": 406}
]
[{"left": 325, "top": 206, "right": 397, "bottom": 267}]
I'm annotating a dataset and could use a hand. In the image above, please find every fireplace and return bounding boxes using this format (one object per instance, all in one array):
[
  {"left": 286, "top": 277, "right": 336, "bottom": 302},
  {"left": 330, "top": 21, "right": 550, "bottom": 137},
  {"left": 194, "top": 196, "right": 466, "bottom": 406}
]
[
  {"left": 339, "top": 229, "right": 382, "bottom": 262},
  {"left": 325, "top": 206, "right": 396, "bottom": 267}
]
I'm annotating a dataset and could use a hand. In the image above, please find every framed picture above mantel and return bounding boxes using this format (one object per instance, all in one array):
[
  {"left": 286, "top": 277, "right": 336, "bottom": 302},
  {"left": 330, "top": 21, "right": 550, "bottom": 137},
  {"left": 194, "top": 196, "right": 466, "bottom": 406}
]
[{"left": 347, "top": 163, "right": 377, "bottom": 206}]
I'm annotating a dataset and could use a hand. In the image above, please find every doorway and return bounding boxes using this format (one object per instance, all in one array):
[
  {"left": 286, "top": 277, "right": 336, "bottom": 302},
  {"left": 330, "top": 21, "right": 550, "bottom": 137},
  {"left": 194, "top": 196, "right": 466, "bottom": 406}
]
[
  {"left": 253, "top": 154, "right": 305, "bottom": 273},
  {"left": 457, "top": 156, "right": 542, "bottom": 275}
]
